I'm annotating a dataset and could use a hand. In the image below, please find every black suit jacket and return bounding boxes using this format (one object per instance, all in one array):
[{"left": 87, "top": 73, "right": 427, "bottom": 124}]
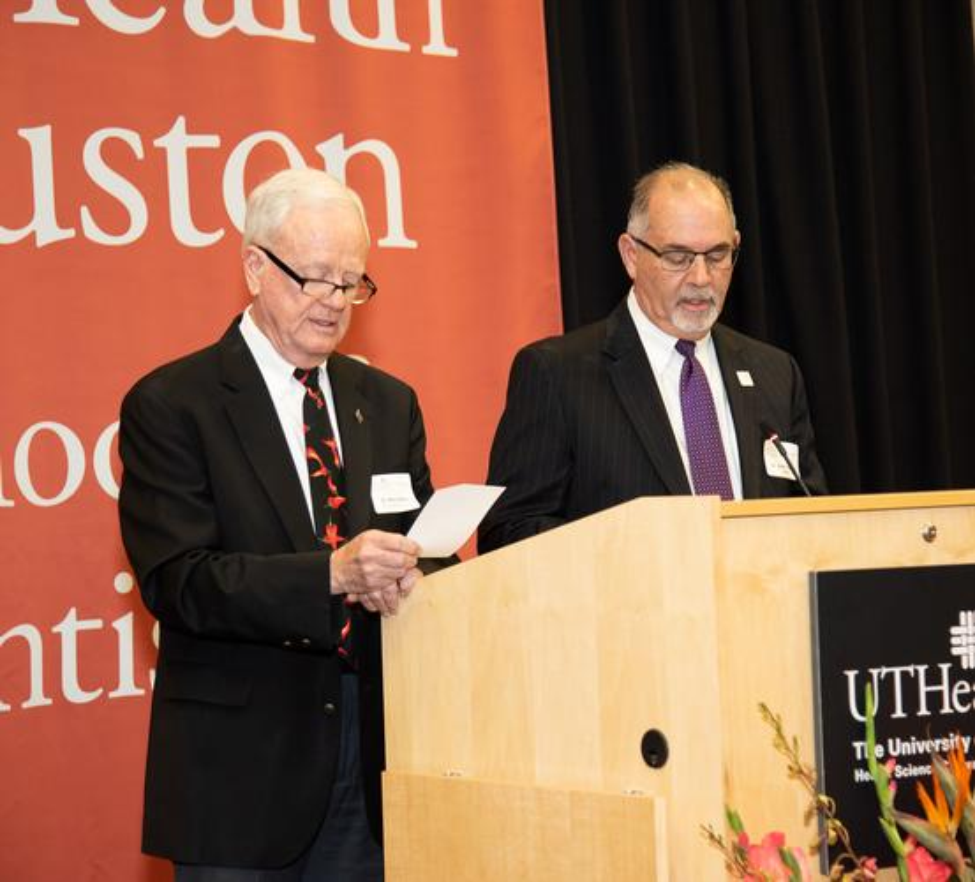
[
  {"left": 479, "top": 300, "right": 827, "bottom": 552},
  {"left": 118, "top": 319, "right": 436, "bottom": 867}
]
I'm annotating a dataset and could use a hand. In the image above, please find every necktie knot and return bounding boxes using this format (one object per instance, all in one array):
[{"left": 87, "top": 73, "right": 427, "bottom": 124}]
[
  {"left": 294, "top": 366, "right": 320, "bottom": 390},
  {"left": 294, "top": 367, "right": 325, "bottom": 409},
  {"left": 675, "top": 338, "right": 696, "bottom": 359}
]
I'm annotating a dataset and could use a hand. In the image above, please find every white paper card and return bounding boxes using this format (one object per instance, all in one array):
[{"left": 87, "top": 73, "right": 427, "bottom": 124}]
[
  {"left": 763, "top": 438, "right": 800, "bottom": 481},
  {"left": 371, "top": 473, "right": 421, "bottom": 514},
  {"left": 407, "top": 484, "right": 505, "bottom": 558}
]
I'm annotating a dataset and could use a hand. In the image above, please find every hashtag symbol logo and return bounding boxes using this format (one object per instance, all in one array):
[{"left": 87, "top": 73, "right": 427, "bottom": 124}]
[{"left": 950, "top": 611, "right": 975, "bottom": 670}]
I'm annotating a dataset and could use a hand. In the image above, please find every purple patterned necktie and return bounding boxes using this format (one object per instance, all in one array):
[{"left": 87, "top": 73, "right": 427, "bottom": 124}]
[{"left": 675, "top": 339, "right": 734, "bottom": 500}]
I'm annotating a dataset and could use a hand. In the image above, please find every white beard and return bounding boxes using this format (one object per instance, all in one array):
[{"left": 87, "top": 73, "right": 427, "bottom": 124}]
[{"left": 672, "top": 290, "right": 720, "bottom": 336}]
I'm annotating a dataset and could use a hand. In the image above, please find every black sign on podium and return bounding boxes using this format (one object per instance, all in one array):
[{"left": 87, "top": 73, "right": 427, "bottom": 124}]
[{"left": 812, "top": 564, "right": 975, "bottom": 868}]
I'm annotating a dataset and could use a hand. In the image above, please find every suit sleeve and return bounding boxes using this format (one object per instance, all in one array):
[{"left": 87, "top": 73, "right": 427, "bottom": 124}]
[
  {"left": 478, "top": 344, "right": 573, "bottom": 552},
  {"left": 118, "top": 377, "right": 335, "bottom": 648},
  {"left": 402, "top": 388, "right": 457, "bottom": 574},
  {"left": 786, "top": 355, "right": 829, "bottom": 495}
]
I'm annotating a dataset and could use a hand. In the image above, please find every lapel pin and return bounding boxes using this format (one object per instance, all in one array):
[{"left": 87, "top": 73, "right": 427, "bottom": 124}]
[
  {"left": 736, "top": 370, "right": 754, "bottom": 388},
  {"left": 355, "top": 408, "right": 364, "bottom": 424}
]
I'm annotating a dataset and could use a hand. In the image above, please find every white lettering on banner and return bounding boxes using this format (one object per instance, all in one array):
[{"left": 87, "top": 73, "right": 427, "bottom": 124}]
[
  {"left": 14, "top": 421, "right": 86, "bottom": 507},
  {"left": 316, "top": 134, "right": 417, "bottom": 248},
  {"left": 0, "top": 571, "right": 156, "bottom": 713},
  {"left": 0, "top": 463, "right": 14, "bottom": 508},
  {"left": 93, "top": 422, "right": 121, "bottom": 499},
  {"left": 0, "top": 625, "right": 54, "bottom": 711},
  {"left": 10, "top": 0, "right": 78, "bottom": 25},
  {"left": 152, "top": 116, "right": 223, "bottom": 248},
  {"left": 2, "top": 420, "right": 119, "bottom": 507},
  {"left": 0, "top": 126, "right": 75, "bottom": 247},
  {"left": 184, "top": 0, "right": 312, "bottom": 42},
  {"left": 110, "top": 571, "right": 148, "bottom": 697},
  {"left": 1, "top": 119, "right": 416, "bottom": 249},
  {"left": 11, "top": 0, "right": 459, "bottom": 55},
  {"left": 421, "top": 0, "right": 457, "bottom": 57},
  {"left": 329, "top": 0, "right": 409, "bottom": 52},
  {"left": 221, "top": 130, "right": 308, "bottom": 233},
  {"left": 85, "top": 0, "right": 166, "bottom": 34},
  {"left": 51, "top": 608, "right": 105, "bottom": 703},
  {"left": 81, "top": 128, "right": 148, "bottom": 246}
]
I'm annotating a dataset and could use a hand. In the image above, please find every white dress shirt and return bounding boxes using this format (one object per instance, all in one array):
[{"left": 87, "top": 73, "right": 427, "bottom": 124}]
[
  {"left": 626, "top": 290, "right": 743, "bottom": 499},
  {"left": 239, "top": 307, "right": 344, "bottom": 525}
]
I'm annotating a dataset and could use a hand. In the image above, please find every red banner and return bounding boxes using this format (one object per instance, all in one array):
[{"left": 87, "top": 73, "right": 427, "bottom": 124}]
[{"left": 0, "top": 2, "right": 560, "bottom": 877}]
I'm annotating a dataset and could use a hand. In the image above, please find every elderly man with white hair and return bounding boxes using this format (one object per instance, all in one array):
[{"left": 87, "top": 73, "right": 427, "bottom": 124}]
[{"left": 120, "top": 167, "right": 443, "bottom": 881}]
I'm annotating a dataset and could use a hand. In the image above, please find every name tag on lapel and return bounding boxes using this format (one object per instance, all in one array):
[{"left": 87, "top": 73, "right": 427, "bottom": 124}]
[
  {"left": 763, "top": 438, "right": 800, "bottom": 480},
  {"left": 371, "top": 473, "right": 421, "bottom": 513}
]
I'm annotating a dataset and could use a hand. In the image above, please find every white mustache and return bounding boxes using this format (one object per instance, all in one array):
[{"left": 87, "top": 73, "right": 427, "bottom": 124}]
[{"left": 677, "top": 289, "right": 717, "bottom": 307}]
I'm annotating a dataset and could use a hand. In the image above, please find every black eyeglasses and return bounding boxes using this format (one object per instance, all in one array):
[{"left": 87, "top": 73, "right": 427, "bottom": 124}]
[
  {"left": 628, "top": 234, "right": 739, "bottom": 273},
  {"left": 257, "top": 246, "right": 377, "bottom": 305}
]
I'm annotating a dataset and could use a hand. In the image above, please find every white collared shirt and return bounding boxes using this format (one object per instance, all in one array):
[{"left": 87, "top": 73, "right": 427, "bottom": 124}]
[
  {"left": 238, "top": 307, "right": 344, "bottom": 523},
  {"left": 626, "top": 291, "right": 743, "bottom": 499}
]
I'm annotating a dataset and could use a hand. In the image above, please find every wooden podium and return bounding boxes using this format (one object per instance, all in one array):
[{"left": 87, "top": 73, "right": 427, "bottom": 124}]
[{"left": 381, "top": 491, "right": 975, "bottom": 879}]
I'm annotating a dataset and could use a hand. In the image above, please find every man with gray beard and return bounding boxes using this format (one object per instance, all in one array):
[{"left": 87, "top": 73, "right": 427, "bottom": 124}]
[{"left": 479, "top": 161, "right": 827, "bottom": 553}]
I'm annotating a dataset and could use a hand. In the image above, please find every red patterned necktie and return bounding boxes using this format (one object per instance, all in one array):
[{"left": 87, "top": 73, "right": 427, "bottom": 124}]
[
  {"left": 294, "top": 367, "right": 353, "bottom": 661},
  {"left": 675, "top": 339, "right": 734, "bottom": 500}
]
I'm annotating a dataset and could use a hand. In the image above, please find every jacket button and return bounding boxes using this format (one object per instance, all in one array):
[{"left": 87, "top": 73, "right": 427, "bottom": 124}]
[
  {"left": 300, "top": 638, "right": 312, "bottom": 647},
  {"left": 324, "top": 702, "right": 336, "bottom": 715},
  {"left": 283, "top": 640, "right": 293, "bottom": 648}
]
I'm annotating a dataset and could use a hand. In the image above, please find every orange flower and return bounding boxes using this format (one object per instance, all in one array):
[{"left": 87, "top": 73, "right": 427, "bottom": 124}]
[
  {"left": 947, "top": 738, "right": 972, "bottom": 806},
  {"left": 916, "top": 759, "right": 965, "bottom": 838},
  {"left": 917, "top": 736, "right": 970, "bottom": 838}
]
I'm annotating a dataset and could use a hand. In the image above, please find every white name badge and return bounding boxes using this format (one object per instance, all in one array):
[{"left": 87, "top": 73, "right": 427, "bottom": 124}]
[
  {"left": 371, "top": 473, "right": 421, "bottom": 514},
  {"left": 763, "top": 438, "right": 800, "bottom": 481}
]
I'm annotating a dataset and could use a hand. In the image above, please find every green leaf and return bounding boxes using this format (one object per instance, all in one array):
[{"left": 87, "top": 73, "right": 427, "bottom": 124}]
[
  {"left": 865, "top": 683, "right": 878, "bottom": 779},
  {"left": 779, "top": 846, "right": 802, "bottom": 880},
  {"left": 960, "top": 802, "right": 975, "bottom": 863},
  {"left": 892, "top": 811, "right": 966, "bottom": 872},
  {"left": 726, "top": 806, "right": 745, "bottom": 836},
  {"left": 932, "top": 752, "right": 959, "bottom": 806},
  {"left": 878, "top": 817, "right": 907, "bottom": 858}
]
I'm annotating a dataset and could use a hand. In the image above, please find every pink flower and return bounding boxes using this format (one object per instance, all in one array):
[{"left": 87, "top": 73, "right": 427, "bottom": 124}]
[
  {"left": 884, "top": 758, "right": 898, "bottom": 796},
  {"left": 859, "top": 856, "right": 878, "bottom": 879},
  {"left": 740, "top": 832, "right": 813, "bottom": 881},
  {"left": 906, "top": 844, "right": 952, "bottom": 882}
]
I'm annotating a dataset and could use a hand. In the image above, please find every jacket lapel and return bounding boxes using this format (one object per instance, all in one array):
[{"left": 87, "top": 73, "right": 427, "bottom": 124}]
[
  {"left": 218, "top": 320, "right": 318, "bottom": 553},
  {"left": 603, "top": 303, "right": 692, "bottom": 495},
  {"left": 713, "top": 325, "right": 764, "bottom": 498},
  {"left": 328, "top": 354, "right": 373, "bottom": 538}
]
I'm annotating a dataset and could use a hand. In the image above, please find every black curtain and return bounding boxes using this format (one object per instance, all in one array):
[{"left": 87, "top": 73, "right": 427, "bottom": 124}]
[{"left": 544, "top": 0, "right": 975, "bottom": 494}]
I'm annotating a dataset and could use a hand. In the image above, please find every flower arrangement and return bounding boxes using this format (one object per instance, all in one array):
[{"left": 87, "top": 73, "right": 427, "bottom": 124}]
[
  {"left": 702, "top": 688, "right": 975, "bottom": 881},
  {"left": 864, "top": 685, "right": 974, "bottom": 881}
]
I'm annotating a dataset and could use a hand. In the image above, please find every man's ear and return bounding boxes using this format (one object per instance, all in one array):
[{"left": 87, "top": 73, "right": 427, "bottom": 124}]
[
  {"left": 242, "top": 246, "right": 263, "bottom": 296},
  {"left": 618, "top": 233, "right": 638, "bottom": 280}
]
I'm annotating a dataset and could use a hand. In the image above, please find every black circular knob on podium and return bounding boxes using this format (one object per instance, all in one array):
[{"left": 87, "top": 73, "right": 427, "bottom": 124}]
[{"left": 640, "top": 729, "right": 669, "bottom": 769}]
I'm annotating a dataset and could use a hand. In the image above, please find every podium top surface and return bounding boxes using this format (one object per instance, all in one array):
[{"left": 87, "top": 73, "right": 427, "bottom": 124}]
[{"left": 720, "top": 488, "right": 975, "bottom": 519}]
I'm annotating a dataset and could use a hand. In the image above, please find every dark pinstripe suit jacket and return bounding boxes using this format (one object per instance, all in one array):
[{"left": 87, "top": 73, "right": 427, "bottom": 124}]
[{"left": 479, "top": 300, "right": 827, "bottom": 552}]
